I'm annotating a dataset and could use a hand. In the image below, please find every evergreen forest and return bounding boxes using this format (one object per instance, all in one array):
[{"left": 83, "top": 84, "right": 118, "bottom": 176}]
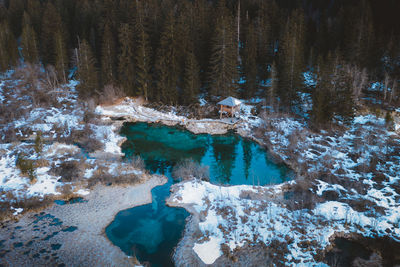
[{"left": 1, "top": 0, "right": 399, "bottom": 127}]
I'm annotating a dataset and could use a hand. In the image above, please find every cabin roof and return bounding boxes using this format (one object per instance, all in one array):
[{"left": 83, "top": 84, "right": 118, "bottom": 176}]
[{"left": 217, "top": 96, "right": 242, "bottom": 107}]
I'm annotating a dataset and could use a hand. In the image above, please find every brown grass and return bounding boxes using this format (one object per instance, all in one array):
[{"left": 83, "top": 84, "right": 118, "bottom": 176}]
[
  {"left": 0, "top": 193, "right": 54, "bottom": 222},
  {"left": 51, "top": 160, "right": 84, "bottom": 182},
  {"left": 172, "top": 159, "right": 209, "bottom": 182},
  {"left": 68, "top": 126, "right": 103, "bottom": 153},
  {"left": 97, "top": 84, "right": 126, "bottom": 105},
  {"left": 87, "top": 170, "right": 141, "bottom": 188}
]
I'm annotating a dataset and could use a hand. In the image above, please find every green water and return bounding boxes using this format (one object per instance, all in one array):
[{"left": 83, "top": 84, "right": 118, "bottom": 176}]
[{"left": 106, "top": 122, "right": 292, "bottom": 266}]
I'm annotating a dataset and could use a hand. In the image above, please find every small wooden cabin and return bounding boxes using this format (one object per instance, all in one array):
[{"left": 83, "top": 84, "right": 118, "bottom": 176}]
[{"left": 217, "top": 97, "right": 242, "bottom": 118}]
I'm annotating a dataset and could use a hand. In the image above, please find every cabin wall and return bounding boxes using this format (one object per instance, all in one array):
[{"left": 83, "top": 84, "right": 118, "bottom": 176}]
[{"left": 219, "top": 105, "right": 240, "bottom": 118}]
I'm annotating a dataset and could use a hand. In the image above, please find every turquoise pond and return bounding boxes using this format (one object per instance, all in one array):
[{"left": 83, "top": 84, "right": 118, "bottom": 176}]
[{"left": 105, "top": 122, "right": 292, "bottom": 266}]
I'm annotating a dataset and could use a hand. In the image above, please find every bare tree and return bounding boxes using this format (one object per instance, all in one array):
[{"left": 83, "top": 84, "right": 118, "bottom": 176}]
[
  {"left": 44, "top": 65, "right": 59, "bottom": 91},
  {"left": 383, "top": 72, "right": 390, "bottom": 101},
  {"left": 390, "top": 78, "right": 397, "bottom": 103}
]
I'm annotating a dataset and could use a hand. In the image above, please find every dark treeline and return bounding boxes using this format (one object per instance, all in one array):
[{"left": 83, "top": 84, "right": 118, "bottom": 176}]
[{"left": 0, "top": 0, "right": 399, "bottom": 126}]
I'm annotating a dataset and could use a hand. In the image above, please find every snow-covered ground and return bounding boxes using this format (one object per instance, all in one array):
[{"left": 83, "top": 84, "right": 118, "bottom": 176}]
[
  {"left": 95, "top": 97, "right": 185, "bottom": 123},
  {"left": 171, "top": 174, "right": 399, "bottom": 265},
  {"left": 264, "top": 113, "right": 400, "bottom": 231},
  {"left": 0, "top": 74, "right": 85, "bottom": 198},
  {"left": 95, "top": 89, "right": 400, "bottom": 264},
  {"left": 2, "top": 66, "right": 399, "bottom": 264},
  {"left": 168, "top": 112, "right": 400, "bottom": 265},
  {"left": 0, "top": 70, "right": 142, "bottom": 214},
  {"left": 95, "top": 96, "right": 263, "bottom": 135}
]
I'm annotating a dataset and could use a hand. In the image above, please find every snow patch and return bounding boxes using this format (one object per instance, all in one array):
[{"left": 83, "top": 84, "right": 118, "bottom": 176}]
[
  {"left": 92, "top": 124, "right": 125, "bottom": 155},
  {"left": 76, "top": 189, "right": 90, "bottom": 196},
  {"left": 193, "top": 236, "right": 223, "bottom": 264}
]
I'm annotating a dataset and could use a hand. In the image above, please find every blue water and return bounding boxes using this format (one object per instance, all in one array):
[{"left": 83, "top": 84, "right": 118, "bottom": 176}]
[{"left": 106, "top": 122, "right": 292, "bottom": 266}]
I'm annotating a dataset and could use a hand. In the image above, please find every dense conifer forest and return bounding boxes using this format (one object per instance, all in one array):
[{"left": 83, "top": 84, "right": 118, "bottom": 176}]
[{"left": 0, "top": 0, "right": 399, "bottom": 126}]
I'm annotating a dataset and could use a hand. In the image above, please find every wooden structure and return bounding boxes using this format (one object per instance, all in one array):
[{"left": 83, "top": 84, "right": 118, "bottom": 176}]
[{"left": 217, "top": 97, "right": 242, "bottom": 118}]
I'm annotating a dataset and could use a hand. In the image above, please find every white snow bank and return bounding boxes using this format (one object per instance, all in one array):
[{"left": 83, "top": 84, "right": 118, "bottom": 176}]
[
  {"left": 0, "top": 155, "right": 27, "bottom": 191},
  {"left": 95, "top": 97, "right": 184, "bottom": 122},
  {"left": 12, "top": 207, "right": 23, "bottom": 216},
  {"left": 84, "top": 166, "right": 98, "bottom": 179},
  {"left": 28, "top": 167, "right": 61, "bottom": 197},
  {"left": 193, "top": 236, "right": 223, "bottom": 264},
  {"left": 172, "top": 178, "right": 400, "bottom": 265},
  {"left": 0, "top": 81, "right": 4, "bottom": 103},
  {"left": 45, "top": 143, "right": 80, "bottom": 158},
  {"left": 92, "top": 124, "right": 125, "bottom": 155},
  {"left": 303, "top": 71, "right": 317, "bottom": 87},
  {"left": 76, "top": 189, "right": 90, "bottom": 196}
]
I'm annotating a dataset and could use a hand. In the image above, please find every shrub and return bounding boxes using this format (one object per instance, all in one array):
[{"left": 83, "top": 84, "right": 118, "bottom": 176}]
[
  {"left": 87, "top": 172, "right": 140, "bottom": 188},
  {"left": 0, "top": 192, "right": 54, "bottom": 221},
  {"left": 0, "top": 126, "right": 18, "bottom": 143},
  {"left": 52, "top": 161, "right": 82, "bottom": 182},
  {"left": 15, "top": 195, "right": 53, "bottom": 213},
  {"left": 59, "top": 183, "right": 73, "bottom": 196},
  {"left": 35, "top": 158, "right": 49, "bottom": 167},
  {"left": 385, "top": 112, "right": 395, "bottom": 131},
  {"left": 285, "top": 179, "right": 320, "bottom": 210},
  {"left": 34, "top": 131, "right": 43, "bottom": 154},
  {"left": 172, "top": 159, "right": 209, "bottom": 181},
  {"left": 130, "top": 156, "right": 145, "bottom": 170},
  {"left": 16, "top": 154, "right": 36, "bottom": 183},
  {"left": 98, "top": 84, "right": 125, "bottom": 105},
  {"left": 69, "top": 126, "right": 102, "bottom": 153}
]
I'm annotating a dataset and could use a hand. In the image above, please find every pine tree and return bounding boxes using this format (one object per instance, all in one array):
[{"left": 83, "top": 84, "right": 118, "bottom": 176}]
[
  {"left": 254, "top": 2, "right": 272, "bottom": 80},
  {"left": 333, "top": 65, "right": 355, "bottom": 125},
  {"left": 40, "top": 2, "right": 63, "bottom": 65},
  {"left": 21, "top": 12, "right": 39, "bottom": 64},
  {"left": 101, "top": 22, "right": 117, "bottom": 86},
  {"left": 208, "top": 0, "right": 238, "bottom": 97},
  {"left": 117, "top": 23, "right": 135, "bottom": 95},
  {"left": 311, "top": 54, "right": 355, "bottom": 127},
  {"left": 134, "top": 9, "right": 151, "bottom": 101},
  {"left": 26, "top": 0, "right": 42, "bottom": 35},
  {"left": 8, "top": 0, "right": 24, "bottom": 37},
  {"left": 182, "top": 48, "right": 200, "bottom": 105},
  {"left": 242, "top": 22, "right": 257, "bottom": 99},
  {"left": 154, "top": 11, "right": 179, "bottom": 104},
  {"left": 0, "top": 22, "right": 18, "bottom": 72},
  {"left": 277, "top": 9, "right": 306, "bottom": 111},
  {"left": 192, "top": 0, "right": 212, "bottom": 77},
  {"left": 54, "top": 29, "right": 68, "bottom": 83},
  {"left": 311, "top": 55, "right": 335, "bottom": 127},
  {"left": 268, "top": 61, "right": 278, "bottom": 111},
  {"left": 102, "top": 0, "right": 119, "bottom": 30},
  {"left": 343, "top": 1, "right": 375, "bottom": 69},
  {"left": 76, "top": 40, "right": 99, "bottom": 99},
  {"left": 176, "top": 3, "right": 196, "bottom": 70}
]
